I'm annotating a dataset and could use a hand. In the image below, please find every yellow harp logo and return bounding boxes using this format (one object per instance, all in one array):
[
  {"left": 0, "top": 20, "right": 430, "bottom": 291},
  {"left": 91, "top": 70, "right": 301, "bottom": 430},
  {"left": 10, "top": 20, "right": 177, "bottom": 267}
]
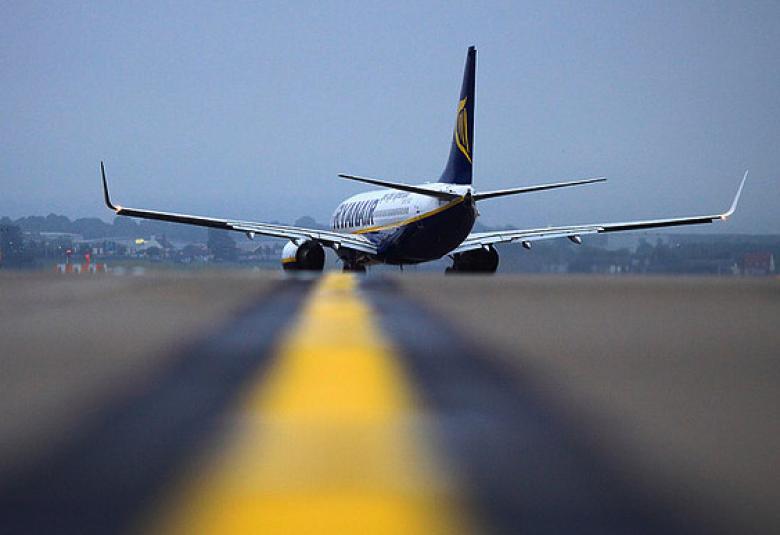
[{"left": 454, "top": 97, "right": 472, "bottom": 163}]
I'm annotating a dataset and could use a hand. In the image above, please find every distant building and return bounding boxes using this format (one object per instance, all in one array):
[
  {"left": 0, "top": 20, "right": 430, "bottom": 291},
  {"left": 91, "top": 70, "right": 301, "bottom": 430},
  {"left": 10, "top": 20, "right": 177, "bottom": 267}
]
[
  {"left": 742, "top": 252, "right": 775, "bottom": 276},
  {"left": 179, "top": 243, "right": 209, "bottom": 263},
  {"left": 38, "top": 231, "right": 83, "bottom": 242}
]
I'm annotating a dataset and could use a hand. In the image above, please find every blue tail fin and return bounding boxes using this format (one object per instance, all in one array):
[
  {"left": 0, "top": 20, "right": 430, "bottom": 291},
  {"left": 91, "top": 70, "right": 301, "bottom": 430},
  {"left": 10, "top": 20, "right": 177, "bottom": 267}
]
[{"left": 439, "top": 46, "right": 476, "bottom": 185}]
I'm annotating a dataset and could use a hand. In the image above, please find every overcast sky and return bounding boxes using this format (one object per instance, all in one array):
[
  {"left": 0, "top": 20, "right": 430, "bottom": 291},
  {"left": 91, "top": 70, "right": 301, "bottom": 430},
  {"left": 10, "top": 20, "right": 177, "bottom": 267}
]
[{"left": 1, "top": 1, "right": 778, "bottom": 232}]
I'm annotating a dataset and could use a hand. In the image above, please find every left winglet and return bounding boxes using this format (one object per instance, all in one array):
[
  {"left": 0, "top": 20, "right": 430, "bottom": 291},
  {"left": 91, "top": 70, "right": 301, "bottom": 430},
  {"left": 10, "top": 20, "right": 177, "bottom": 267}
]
[{"left": 100, "top": 161, "right": 118, "bottom": 211}]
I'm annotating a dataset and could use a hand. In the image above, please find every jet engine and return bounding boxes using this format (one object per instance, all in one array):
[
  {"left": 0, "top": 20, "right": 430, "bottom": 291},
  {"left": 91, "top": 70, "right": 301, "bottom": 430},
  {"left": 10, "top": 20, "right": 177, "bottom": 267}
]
[
  {"left": 281, "top": 240, "right": 325, "bottom": 271},
  {"left": 446, "top": 245, "right": 499, "bottom": 273}
]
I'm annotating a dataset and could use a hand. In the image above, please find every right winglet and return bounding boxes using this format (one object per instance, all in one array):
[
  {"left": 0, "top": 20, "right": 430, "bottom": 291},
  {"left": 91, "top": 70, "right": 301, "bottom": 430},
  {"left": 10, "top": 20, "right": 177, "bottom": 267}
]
[
  {"left": 100, "top": 161, "right": 118, "bottom": 211},
  {"left": 721, "top": 170, "right": 748, "bottom": 219}
]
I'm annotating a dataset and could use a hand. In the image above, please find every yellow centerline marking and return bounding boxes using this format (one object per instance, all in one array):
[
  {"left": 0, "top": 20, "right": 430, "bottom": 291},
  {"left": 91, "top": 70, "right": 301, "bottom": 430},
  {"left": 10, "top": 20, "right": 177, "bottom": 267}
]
[{"left": 145, "top": 273, "right": 471, "bottom": 534}]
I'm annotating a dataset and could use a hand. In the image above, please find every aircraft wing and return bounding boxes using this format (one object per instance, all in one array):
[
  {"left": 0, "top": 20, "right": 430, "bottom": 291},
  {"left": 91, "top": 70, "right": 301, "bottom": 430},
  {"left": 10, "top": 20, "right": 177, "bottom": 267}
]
[
  {"left": 101, "top": 163, "right": 377, "bottom": 255},
  {"left": 452, "top": 171, "right": 748, "bottom": 255}
]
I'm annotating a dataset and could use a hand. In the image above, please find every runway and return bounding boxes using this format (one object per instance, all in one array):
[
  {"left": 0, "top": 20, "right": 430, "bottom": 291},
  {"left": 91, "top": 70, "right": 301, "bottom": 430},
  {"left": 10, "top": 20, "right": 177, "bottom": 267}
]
[{"left": 0, "top": 272, "right": 777, "bottom": 534}]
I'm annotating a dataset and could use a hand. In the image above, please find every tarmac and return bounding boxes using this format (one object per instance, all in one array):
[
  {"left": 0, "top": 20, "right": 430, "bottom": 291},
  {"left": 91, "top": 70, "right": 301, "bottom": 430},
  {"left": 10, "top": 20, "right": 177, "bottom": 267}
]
[{"left": 0, "top": 271, "right": 777, "bottom": 534}]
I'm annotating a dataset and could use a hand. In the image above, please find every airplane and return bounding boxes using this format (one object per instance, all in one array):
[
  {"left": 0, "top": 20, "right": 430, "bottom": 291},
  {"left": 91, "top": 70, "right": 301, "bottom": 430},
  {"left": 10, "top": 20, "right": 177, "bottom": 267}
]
[{"left": 100, "top": 46, "right": 747, "bottom": 273}]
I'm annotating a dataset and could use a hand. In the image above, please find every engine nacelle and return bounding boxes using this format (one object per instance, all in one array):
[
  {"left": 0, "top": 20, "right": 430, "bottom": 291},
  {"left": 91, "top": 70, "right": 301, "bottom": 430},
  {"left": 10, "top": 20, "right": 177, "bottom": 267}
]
[
  {"left": 446, "top": 245, "right": 499, "bottom": 273},
  {"left": 281, "top": 240, "right": 325, "bottom": 271}
]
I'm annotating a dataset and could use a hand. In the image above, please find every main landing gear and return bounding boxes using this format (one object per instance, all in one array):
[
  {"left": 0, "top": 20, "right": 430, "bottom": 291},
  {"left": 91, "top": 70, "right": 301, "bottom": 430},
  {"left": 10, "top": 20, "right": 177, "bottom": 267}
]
[
  {"left": 342, "top": 262, "right": 367, "bottom": 273},
  {"left": 446, "top": 245, "right": 499, "bottom": 274}
]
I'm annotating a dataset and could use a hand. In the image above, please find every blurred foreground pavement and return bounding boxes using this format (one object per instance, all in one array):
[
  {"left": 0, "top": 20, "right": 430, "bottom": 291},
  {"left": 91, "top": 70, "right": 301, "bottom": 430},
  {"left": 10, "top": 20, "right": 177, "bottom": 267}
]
[{"left": 0, "top": 271, "right": 777, "bottom": 534}]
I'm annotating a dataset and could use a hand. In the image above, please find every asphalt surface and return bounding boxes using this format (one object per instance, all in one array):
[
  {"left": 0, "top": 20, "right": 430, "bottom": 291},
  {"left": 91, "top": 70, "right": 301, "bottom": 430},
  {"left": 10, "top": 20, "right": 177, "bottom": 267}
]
[
  {"left": 0, "top": 271, "right": 777, "bottom": 534},
  {"left": 400, "top": 275, "right": 780, "bottom": 535},
  {"left": 0, "top": 271, "right": 274, "bottom": 480}
]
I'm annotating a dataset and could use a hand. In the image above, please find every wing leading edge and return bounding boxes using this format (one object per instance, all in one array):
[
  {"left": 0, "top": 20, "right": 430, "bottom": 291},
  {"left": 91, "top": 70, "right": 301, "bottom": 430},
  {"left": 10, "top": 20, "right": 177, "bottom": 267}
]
[
  {"left": 100, "top": 163, "right": 377, "bottom": 255},
  {"left": 452, "top": 171, "right": 748, "bottom": 254}
]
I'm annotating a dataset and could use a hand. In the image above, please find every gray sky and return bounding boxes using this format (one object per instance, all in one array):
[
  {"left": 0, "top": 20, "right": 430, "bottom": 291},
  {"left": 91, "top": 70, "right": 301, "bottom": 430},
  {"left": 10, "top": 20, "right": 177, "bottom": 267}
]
[{"left": 1, "top": 1, "right": 778, "bottom": 232}]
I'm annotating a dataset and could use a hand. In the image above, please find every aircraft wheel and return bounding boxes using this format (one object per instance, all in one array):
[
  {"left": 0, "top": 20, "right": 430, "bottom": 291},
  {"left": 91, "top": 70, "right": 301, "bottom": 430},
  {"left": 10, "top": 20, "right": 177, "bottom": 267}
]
[
  {"left": 343, "top": 263, "right": 366, "bottom": 273},
  {"left": 448, "top": 246, "right": 499, "bottom": 274}
]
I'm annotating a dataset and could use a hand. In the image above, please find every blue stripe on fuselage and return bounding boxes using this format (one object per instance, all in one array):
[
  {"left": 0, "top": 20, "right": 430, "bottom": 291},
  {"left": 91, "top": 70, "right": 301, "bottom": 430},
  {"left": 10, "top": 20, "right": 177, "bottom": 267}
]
[{"left": 363, "top": 198, "right": 477, "bottom": 264}]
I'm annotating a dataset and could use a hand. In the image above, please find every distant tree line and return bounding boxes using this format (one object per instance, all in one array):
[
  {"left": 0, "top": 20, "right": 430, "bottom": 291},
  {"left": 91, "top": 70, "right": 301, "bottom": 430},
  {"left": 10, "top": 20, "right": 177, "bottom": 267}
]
[
  {"left": 0, "top": 224, "right": 31, "bottom": 268},
  {"left": 497, "top": 235, "right": 779, "bottom": 275},
  {"left": 2, "top": 213, "right": 777, "bottom": 275},
  {"left": 0, "top": 214, "right": 208, "bottom": 241},
  {"left": 0, "top": 213, "right": 328, "bottom": 241}
]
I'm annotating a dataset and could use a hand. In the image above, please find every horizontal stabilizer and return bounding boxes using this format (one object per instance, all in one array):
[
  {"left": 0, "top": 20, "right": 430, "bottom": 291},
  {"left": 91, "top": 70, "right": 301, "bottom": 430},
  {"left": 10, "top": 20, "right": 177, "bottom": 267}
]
[
  {"left": 337, "top": 174, "right": 461, "bottom": 200},
  {"left": 473, "top": 177, "right": 606, "bottom": 201}
]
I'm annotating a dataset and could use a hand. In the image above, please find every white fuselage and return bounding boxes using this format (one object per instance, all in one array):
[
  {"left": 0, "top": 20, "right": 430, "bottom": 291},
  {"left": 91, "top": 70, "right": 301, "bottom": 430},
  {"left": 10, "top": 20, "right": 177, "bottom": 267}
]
[{"left": 330, "top": 183, "right": 472, "bottom": 234}]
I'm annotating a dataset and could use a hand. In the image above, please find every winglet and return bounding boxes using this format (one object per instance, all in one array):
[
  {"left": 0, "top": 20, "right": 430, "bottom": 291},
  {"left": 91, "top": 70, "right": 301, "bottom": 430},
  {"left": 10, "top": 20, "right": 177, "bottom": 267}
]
[
  {"left": 721, "top": 170, "right": 748, "bottom": 219},
  {"left": 100, "top": 161, "right": 118, "bottom": 211}
]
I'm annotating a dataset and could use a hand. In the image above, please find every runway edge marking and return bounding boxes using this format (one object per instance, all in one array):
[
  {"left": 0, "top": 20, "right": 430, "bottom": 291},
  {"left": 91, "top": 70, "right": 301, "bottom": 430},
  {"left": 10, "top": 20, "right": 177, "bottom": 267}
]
[{"left": 148, "top": 272, "right": 473, "bottom": 535}]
